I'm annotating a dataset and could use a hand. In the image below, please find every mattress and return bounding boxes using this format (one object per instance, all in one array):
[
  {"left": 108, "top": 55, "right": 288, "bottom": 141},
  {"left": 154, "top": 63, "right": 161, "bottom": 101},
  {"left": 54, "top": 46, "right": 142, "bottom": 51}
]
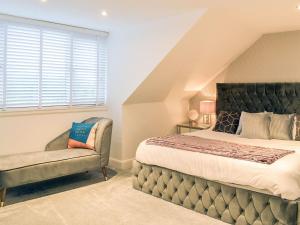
[{"left": 135, "top": 130, "right": 300, "bottom": 200}]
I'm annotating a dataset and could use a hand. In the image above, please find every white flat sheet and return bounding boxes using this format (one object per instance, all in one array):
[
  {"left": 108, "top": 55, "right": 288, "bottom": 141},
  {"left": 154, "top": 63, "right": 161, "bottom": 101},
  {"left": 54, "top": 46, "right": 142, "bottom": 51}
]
[{"left": 135, "top": 130, "right": 300, "bottom": 200}]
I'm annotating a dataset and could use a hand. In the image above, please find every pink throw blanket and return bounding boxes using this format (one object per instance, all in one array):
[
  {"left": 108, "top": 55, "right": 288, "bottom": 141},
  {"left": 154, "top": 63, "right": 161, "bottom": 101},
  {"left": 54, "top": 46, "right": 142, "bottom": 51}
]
[{"left": 146, "top": 135, "right": 294, "bottom": 164}]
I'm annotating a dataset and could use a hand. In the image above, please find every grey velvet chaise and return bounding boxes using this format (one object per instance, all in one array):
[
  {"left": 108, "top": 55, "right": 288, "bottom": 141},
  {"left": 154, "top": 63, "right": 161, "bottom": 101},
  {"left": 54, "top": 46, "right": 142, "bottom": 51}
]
[{"left": 0, "top": 117, "right": 112, "bottom": 207}]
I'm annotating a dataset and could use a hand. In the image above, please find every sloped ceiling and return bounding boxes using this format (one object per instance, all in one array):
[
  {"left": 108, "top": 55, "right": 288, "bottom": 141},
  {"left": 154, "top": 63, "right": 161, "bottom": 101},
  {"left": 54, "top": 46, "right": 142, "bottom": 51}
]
[
  {"left": 125, "top": 0, "right": 300, "bottom": 104},
  {"left": 125, "top": 8, "right": 259, "bottom": 104}
]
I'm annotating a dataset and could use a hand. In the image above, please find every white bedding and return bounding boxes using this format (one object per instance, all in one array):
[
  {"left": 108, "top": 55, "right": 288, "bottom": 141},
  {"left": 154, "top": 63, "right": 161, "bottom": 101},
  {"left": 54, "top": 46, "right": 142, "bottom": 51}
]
[{"left": 135, "top": 130, "right": 300, "bottom": 200}]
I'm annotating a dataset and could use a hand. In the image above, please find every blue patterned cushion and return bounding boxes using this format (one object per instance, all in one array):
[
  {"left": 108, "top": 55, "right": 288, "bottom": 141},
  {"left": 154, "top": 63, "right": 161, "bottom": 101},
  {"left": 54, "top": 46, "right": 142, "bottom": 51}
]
[{"left": 68, "top": 122, "right": 98, "bottom": 150}]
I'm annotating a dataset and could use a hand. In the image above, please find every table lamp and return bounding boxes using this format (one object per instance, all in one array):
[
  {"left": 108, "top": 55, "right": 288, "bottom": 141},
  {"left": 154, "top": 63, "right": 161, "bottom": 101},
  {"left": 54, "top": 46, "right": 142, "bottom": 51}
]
[{"left": 200, "top": 100, "right": 216, "bottom": 124}]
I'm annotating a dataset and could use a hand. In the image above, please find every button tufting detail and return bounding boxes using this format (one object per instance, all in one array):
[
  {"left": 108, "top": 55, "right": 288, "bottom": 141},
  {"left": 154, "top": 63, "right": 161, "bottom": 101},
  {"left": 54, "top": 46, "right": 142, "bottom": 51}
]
[{"left": 132, "top": 161, "right": 298, "bottom": 225}]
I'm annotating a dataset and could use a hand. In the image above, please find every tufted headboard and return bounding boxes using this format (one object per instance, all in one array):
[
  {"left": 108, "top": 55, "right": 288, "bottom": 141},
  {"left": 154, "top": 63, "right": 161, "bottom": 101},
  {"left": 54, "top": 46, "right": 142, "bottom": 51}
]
[{"left": 216, "top": 83, "right": 300, "bottom": 115}]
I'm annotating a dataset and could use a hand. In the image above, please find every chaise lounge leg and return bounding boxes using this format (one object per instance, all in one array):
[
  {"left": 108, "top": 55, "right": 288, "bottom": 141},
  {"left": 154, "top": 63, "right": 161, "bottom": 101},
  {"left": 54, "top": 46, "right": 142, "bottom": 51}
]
[
  {"left": 101, "top": 167, "right": 108, "bottom": 181},
  {"left": 0, "top": 188, "right": 7, "bottom": 208}
]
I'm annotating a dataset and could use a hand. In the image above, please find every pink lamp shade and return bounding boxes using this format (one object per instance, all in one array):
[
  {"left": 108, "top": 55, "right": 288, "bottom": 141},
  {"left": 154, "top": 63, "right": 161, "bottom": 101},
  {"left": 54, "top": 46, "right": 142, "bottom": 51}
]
[{"left": 200, "top": 100, "right": 216, "bottom": 114}]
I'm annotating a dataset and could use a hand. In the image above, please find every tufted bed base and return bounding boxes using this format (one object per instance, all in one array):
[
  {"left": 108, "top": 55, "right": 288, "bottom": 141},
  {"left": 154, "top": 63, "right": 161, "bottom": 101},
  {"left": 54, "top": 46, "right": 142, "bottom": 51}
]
[{"left": 132, "top": 161, "right": 300, "bottom": 225}]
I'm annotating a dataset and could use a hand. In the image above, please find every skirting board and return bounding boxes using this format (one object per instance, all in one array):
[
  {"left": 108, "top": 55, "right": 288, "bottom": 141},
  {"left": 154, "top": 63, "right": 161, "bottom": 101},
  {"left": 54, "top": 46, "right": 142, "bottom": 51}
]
[{"left": 109, "top": 157, "right": 134, "bottom": 170}]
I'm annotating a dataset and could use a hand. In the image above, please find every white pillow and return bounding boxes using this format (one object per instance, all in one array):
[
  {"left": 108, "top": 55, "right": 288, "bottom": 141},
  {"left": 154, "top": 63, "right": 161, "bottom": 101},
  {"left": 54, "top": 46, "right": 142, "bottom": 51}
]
[
  {"left": 240, "top": 113, "right": 271, "bottom": 139},
  {"left": 236, "top": 111, "right": 270, "bottom": 135},
  {"left": 269, "top": 114, "right": 294, "bottom": 140}
]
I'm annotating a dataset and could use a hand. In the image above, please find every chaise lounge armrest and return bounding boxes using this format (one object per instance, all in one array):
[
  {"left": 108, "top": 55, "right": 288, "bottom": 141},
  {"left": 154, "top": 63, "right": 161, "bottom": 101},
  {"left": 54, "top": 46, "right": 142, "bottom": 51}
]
[{"left": 45, "top": 117, "right": 113, "bottom": 167}]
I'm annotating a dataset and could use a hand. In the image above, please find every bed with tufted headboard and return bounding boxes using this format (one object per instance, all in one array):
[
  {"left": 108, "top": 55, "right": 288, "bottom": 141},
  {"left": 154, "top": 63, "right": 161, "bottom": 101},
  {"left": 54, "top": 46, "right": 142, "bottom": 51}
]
[{"left": 133, "top": 83, "right": 300, "bottom": 225}]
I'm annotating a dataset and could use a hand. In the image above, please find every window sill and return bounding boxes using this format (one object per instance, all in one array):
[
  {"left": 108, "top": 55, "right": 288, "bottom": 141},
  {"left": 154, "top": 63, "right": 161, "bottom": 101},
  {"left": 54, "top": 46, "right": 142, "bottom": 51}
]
[{"left": 0, "top": 106, "right": 108, "bottom": 118}]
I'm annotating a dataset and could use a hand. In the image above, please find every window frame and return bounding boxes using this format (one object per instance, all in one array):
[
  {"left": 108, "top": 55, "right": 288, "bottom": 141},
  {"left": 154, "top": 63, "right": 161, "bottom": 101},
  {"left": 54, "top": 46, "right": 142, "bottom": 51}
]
[{"left": 0, "top": 15, "right": 108, "bottom": 114}]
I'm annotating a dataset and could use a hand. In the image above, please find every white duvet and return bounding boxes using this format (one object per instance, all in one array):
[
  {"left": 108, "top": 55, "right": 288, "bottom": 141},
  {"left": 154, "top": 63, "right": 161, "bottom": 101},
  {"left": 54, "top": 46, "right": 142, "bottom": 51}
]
[{"left": 135, "top": 130, "right": 300, "bottom": 200}]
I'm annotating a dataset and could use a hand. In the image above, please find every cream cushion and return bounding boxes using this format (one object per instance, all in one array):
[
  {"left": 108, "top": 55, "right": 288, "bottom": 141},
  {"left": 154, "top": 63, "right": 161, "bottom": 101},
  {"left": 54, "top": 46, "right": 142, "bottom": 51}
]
[
  {"left": 240, "top": 113, "right": 271, "bottom": 139},
  {"left": 236, "top": 112, "right": 270, "bottom": 135},
  {"left": 0, "top": 149, "right": 98, "bottom": 171},
  {"left": 269, "top": 114, "right": 294, "bottom": 140}
]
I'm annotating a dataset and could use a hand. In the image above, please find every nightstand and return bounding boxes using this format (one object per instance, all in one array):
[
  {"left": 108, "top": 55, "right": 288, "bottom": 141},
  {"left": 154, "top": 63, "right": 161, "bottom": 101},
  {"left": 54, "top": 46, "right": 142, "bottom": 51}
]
[{"left": 176, "top": 123, "right": 211, "bottom": 134}]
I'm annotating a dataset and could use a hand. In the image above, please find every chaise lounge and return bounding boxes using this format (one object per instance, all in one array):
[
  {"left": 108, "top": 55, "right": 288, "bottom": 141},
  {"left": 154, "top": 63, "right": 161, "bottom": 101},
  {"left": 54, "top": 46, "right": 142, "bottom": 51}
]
[{"left": 0, "top": 117, "right": 113, "bottom": 207}]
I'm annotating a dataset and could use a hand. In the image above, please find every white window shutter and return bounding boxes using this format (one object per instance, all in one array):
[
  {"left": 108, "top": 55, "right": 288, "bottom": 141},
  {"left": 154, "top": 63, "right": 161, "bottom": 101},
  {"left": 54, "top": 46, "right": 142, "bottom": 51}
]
[
  {"left": 6, "top": 25, "right": 40, "bottom": 108},
  {"left": 41, "top": 30, "right": 71, "bottom": 106},
  {"left": 0, "top": 24, "right": 4, "bottom": 109},
  {"left": 98, "top": 39, "right": 107, "bottom": 105},
  {"left": 0, "top": 18, "right": 108, "bottom": 110},
  {"left": 72, "top": 37, "right": 98, "bottom": 105}
]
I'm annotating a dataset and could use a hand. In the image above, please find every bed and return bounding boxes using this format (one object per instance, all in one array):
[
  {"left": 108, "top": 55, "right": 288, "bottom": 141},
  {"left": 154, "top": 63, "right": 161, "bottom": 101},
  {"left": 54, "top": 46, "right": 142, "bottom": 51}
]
[{"left": 132, "top": 83, "right": 300, "bottom": 225}]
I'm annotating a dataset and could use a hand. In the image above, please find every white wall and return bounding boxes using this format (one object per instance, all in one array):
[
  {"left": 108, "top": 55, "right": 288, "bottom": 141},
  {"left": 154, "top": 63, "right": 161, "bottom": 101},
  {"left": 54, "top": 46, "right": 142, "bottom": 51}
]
[
  {"left": 224, "top": 30, "right": 300, "bottom": 83},
  {"left": 106, "top": 11, "right": 204, "bottom": 167},
  {"left": 0, "top": 109, "right": 109, "bottom": 156},
  {"left": 122, "top": 100, "right": 188, "bottom": 162},
  {"left": 190, "top": 30, "right": 300, "bottom": 111}
]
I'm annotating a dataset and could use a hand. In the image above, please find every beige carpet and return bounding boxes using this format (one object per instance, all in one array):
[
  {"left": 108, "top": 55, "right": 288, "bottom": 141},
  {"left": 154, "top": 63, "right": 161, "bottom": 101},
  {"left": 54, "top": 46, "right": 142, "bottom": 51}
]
[{"left": 0, "top": 171, "right": 226, "bottom": 225}]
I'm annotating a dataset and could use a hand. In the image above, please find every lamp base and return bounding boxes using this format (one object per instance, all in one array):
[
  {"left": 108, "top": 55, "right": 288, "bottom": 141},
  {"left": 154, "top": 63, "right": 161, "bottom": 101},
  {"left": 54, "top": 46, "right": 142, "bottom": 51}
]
[{"left": 202, "top": 114, "right": 211, "bottom": 125}]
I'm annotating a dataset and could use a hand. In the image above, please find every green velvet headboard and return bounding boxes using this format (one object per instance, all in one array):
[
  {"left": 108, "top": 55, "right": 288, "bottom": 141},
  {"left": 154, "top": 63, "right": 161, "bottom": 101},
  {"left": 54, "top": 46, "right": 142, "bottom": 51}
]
[{"left": 216, "top": 83, "right": 300, "bottom": 115}]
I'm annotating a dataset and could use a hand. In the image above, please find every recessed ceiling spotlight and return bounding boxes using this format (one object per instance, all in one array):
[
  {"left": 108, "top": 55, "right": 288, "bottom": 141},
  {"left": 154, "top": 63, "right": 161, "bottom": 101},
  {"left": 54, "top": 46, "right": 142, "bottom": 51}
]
[
  {"left": 297, "top": 5, "right": 300, "bottom": 10},
  {"left": 41, "top": 0, "right": 48, "bottom": 3},
  {"left": 101, "top": 10, "right": 108, "bottom": 17}
]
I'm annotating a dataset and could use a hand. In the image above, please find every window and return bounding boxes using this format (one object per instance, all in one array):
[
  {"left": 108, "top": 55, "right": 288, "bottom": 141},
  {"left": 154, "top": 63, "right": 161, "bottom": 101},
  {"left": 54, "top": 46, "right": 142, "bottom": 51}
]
[{"left": 0, "top": 18, "right": 108, "bottom": 110}]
